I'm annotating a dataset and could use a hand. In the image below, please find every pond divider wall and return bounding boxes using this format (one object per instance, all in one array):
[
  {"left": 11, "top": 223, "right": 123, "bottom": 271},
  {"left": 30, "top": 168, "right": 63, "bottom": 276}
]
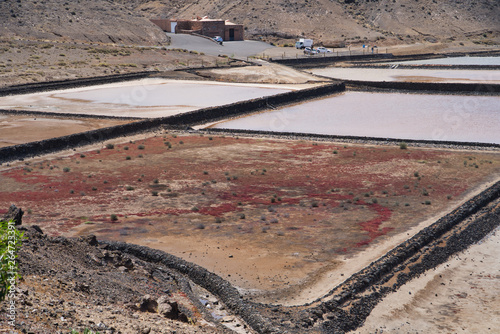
[
  {"left": 0, "top": 109, "right": 143, "bottom": 121},
  {"left": 270, "top": 53, "right": 394, "bottom": 68},
  {"left": 346, "top": 80, "right": 500, "bottom": 94},
  {"left": 318, "top": 180, "right": 500, "bottom": 333},
  {"left": 203, "top": 128, "right": 500, "bottom": 150},
  {"left": 351, "top": 64, "right": 500, "bottom": 70},
  {"left": 103, "top": 241, "right": 280, "bottom": 334},
  {"left": 0, "top": 83, "right": 344, "bottom": 163},
  {"left": 271, "top": 50, "right": 500, "bottom": 69},
  {"left": 102, "top": 179, "right": 500, "bottom": 334},
  {"left": 0, "top": 71, "right": 158, "bottom": 97}
]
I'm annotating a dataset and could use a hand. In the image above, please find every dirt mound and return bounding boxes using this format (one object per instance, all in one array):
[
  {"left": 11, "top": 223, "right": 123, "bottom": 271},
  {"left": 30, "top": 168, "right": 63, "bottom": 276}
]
[
  {"left": 3, "top": 225, "right": 241, "bottom": 333},
  {"left": 0, "top": 0, "right": 167, "bottom": 45}
]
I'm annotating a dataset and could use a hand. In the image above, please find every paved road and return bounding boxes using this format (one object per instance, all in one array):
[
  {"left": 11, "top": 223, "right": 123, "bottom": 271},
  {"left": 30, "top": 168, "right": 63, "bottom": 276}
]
[{"left": 166, "top": 33, "right": 275, "bottom": 58}]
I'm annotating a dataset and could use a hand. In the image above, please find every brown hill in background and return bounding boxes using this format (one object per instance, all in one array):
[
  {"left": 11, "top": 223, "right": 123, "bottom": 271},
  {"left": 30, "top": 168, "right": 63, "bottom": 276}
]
[
  {"left": 122, "top": 0, "right": 500, "bottom": 45},
  {"left": 0, "top": 0, "right": 168, "bottom": 45},
  {"left": 1, "top": 0, "right": 498, "bottom": 47}
]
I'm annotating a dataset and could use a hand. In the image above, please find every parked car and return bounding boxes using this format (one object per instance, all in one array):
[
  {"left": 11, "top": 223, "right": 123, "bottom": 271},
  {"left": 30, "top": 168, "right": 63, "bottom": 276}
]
[
  {"left": 316, "top": 47, "right": 332, "bottom": 53},
  {"left": 213, "top": 36, "right": 223, "bottom": 44},
  {"left": 303, "top": 47, "right": 318, "bottom": 55}
]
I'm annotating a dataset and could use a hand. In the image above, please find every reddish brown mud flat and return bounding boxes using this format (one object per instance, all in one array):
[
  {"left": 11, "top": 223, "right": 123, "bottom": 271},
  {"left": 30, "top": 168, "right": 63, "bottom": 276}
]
[{"left": 1, "top": 133, "right": 499, "bottom": 305}]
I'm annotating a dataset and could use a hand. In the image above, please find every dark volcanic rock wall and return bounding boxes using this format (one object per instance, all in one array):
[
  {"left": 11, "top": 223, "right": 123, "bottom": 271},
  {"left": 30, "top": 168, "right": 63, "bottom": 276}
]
[{"left": 0, "top": 82, "right": 344, "bottom": 164}]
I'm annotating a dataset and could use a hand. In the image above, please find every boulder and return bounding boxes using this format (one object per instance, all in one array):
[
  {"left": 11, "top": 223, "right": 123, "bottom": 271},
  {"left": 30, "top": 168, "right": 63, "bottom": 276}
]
[
  {"left": 139, "top": 295, "right": 157, "bottom": 313},
  {"left": 3, "top": 204, "right": 24, "bottom": 225}
]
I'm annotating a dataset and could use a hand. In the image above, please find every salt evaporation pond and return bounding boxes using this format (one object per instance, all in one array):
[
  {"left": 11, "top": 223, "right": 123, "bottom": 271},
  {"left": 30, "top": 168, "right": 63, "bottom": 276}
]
[
  {"left": 385, "top": 56, "right": 500, "bottom": 66},
  {"left": 309, "top": 67, "right": 500, "bottom": 84},
  {"left": 209, "top": 92, "right": 500, "bottom": 144},
  {"left": 0, "top": 78, "right": 292, "bottom": 118}
]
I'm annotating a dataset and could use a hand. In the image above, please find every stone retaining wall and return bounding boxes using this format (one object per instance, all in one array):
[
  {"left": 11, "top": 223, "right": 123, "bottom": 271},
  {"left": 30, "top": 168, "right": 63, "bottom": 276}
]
[
  {"left": 0, "top": 71, "right": 157, "bottom": 97},
  {"left": 346, "top": 80, "right": 500, "bottom": 94},
  {"left": 102, "top": 179, "right": 500, "bottom": 334},
  {"left": 270, "top": 53, "right": 394, "bottom": 68},
  {"left": 203, "top": 128, "right": 500, "bottom": 150},
  {"left": 103, "top": 241, "right": 280, "bottom": 333},
  {"left": 0, "top": 109, "right": 142, "bottom": 120},
  {"left": 0, "top": 83, "right": 344, "bottom": 163},
  {"left": 315, "top": 180, "right": 500, "bottom": 333}
]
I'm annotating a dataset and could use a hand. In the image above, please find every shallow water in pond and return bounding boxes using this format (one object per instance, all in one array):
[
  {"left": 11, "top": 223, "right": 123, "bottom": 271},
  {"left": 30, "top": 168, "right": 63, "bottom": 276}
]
[
  {"left": 385, "top": 56, "right": 500, "bottom": 66},
  {"left": 0, "top": 78, "right": 292, "bottom": 118},
  {"left": 209, "top": 92, "right": 500, "bottom": 144},
  {"left": 309, "top": 67, "right": 500, "bottom": 83}
]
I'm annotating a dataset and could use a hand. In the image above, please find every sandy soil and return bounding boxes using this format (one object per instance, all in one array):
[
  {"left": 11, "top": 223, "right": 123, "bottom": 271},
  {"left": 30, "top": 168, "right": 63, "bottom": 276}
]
[
  {"left": 195, "top": 60, "right": 327, "bottom": 84},
  {"left": 0, "top": 114, "right": 133, "bottom": 147},
  {"left": 1, "top": 132, "right": 499, "bottom": 307},
  {"left": 0, "top": 39, "right": 222, "bottom": 87},
  {"left": 355, "top": 225, "right": 500, "bottom": 334}
]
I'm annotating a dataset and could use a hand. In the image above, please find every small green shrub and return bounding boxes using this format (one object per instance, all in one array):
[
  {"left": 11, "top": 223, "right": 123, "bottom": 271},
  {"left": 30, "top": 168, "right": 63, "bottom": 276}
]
[
  {"left": 138, "top": 145, "right": 145, "bottom": 150},
  {"left": 1, "top": 220, "right": 25, "bottom": 301},
  {"left": 110, "top": 214, "right": 118, "bottom": 221},
  {"left": 106, "top": 143, "right": 114, "bottom": 149},
  {"left": 63, "top": 167, "right": 71, "bottom": 172},
  {"left": 70, "top": 328, "right": 101, "bottom": 334},
  {"left": 399, "top": 142, "right": 408, "bottom": 149}
]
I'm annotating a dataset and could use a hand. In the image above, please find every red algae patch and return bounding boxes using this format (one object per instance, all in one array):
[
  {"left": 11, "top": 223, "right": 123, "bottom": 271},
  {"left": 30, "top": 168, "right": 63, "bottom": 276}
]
[{"left": 1, "top": 133, "right": 499, "bottom": 302}]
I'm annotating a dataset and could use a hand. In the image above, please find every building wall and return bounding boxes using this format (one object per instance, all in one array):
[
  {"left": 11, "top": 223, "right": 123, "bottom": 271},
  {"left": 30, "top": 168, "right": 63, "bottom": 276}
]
[
  {"left": 176, "top": 20, "right": 198, "bottom": 33},
  {"left": 151, "top": 18, "right": 244, "bottom": 41},
  {"left": 200, "top": 21, "right": 225, "bottom": 39},
  {"left": 224, "top": 25, "right": 244, "bottom": 41},
  {"left": 150, "top": 19, "right": 171, "bottom": 32}
]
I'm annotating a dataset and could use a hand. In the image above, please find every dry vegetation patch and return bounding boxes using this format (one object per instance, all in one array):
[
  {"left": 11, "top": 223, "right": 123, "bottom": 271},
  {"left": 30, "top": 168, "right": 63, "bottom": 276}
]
[{"left": 1, "top": 134, "right": 498, "bottom": 303}]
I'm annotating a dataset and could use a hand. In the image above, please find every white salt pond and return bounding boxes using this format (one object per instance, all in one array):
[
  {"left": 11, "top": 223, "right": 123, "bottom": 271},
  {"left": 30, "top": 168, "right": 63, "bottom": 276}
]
[
  {"left": 208, "top": 92, "right": 500, "bottom": 144},
  {"left": 384, "top": 56, "right": 500, "bottom": 66},
  {"left": 0, "top": 78, "right": 293, "bottom": 118},
  {"left": 309, "top": 67, "right": 500, "bottom": 84}
]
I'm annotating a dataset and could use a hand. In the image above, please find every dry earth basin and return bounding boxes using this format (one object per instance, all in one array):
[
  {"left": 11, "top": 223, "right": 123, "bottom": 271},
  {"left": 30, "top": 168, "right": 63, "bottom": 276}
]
[{"left": 1, "top": 133, "right": 499, "bottom": 306}]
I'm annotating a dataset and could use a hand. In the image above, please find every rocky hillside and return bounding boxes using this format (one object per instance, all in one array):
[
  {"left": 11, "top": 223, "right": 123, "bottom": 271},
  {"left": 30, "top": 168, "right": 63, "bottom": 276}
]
[
  {"left": 121, "top": 0, "right": 500, "bottom": 45},
  {"left": 0, "top": 0, "right": 168, "bottom": 45},
  {"left": 1, "top": 0, "right": 498, "bottom": 47}
]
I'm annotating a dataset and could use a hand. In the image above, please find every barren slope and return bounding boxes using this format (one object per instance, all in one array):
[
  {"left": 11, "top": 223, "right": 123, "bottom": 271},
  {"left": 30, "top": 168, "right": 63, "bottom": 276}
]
[
  {"left": 0, "top": 0, "right": 168, "bottom": 45},
  {"left": 119, "top": 0, "right": 500, "bottom": 45}
]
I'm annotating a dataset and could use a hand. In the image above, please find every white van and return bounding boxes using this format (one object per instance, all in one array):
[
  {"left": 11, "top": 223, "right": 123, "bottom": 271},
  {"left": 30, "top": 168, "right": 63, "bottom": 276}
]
[{"left": 295, "top": 39, "right": 313, "bottom": 49}]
